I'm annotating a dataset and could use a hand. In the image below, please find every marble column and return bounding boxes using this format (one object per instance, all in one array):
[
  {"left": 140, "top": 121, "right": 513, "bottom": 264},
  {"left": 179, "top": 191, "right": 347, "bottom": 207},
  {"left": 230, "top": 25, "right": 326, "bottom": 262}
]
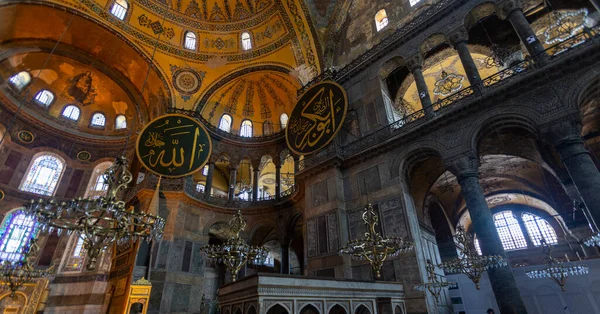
[
  {"left": 448, "top": 27, "right": 483, "bottom": 91},
  {"left": 228, "top": 167, "right": 237, "bottom": 201},
  {"left": 543, "top": 122, "right": 600, "bottom": 226},
  {"left": 281, "top": 243, "right": 290, "bottom": 274},
  {"left": 407, "top": 55, "right": 434, "bottom": 117},
  {"left": 252, "top": 168, "right": 260, "bottom": 201},
  {"left": 447, "top": 154, "right": 527, "bottom": 314},
  {"left": 275, "top": 163, "right": 282, "bottom": 200},
  {"left": 498, "top": 0, "right": 548, "bottom": 63},
  {"left": 204, "top": 162, "right": 214, "bottom": 198}
]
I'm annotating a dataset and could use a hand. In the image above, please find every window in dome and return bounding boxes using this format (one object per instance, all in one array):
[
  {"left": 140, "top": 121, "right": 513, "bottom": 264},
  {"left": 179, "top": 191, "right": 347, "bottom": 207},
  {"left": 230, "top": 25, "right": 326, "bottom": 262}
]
[
  {"left": 219, "top": 114, "right": 232, "bottom": 132},
  {"left": 184, "top": 31, "right": 197, "bottom": 50},
  {"left": 62, "top": 105, "right": 80, "bottom": 121},
  {"left": 20, "top": 154, "right": 65, "bottom": 196},
  {"left": 280, "top": 113, "right": 289, "bottom": 129},
  {"left": 115, "top": 115, "right": 127, "bottom": 129},
  {"left": 9, "top": 71, "right": 31, "bottom": 90},
  {"left": 90, "top": 113, "right": 106, "bottom": 127},
  {"left": 494, "top": 211, "right": 528, "bottom": 251},
  {"left": 240, "top": 120, "right": 253, "bottom": 137},
  {"left": 410, "top": 0, "right": 421, "bottom": 6},
  {"left": 34, "top": 90, "right": 54, "bottom": 107},
  {"left": 110, "top": 0, "right": 128, "bottom": 20},
  {"left": 196, "top": 183, "right": 205, "bottom": 193},
  {"left": 0, "top": 209, "right": 37, "bottom": 262},
  {"left": 263, "top": 120, "right": 274, "bottom": 136},
  {"left": 522, "top": 213, "right": 558, "bottom": 246},
  {"left": 375, "top": 9, "right": 389, "bottom": 32},
  {"left": 241, "top": 32, "right": 252, "bottom": 50},
  {"left": 202, "top": 165, "right": 209, "bottom": 176}
]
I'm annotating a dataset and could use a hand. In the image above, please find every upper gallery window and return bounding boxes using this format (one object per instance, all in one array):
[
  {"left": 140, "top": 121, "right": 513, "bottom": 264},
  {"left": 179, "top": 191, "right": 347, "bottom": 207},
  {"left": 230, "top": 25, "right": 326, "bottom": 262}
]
[
  {"left": 115, "top": 115, "right": 127, "bottom": 129},
  {"left": 20, "top": 154, "right": 65, "bottom": 196},
  {"left": 90, "top": 113, "right": 106, "bottom": 127},
  {"left": 522, "top": 213, "right": 558, "bottom": 246},
  {"left": 9, "top": 71, "right": 31, "bottom": 90},
  {"left": 184, "top": 31, "right": 197, "bottom": 50},
  {"left": 375, "top": 9, "right": 389, "bottom": 32},
  {"left": 280, "top": 113, "right": 289, "bottom": 129},
  {"left": 34, "top": 90, "right": 54, "bottom": 107},
  {"left": 493, "top": 211, "right": 528, "bottom": 251},
  {"left": 410, "top": 0, "right": 421, "bottom": 6},
  {"left": 241, "top": 32, "right": 252, "bottom": 50},
  {"left": 263, "top": 120, "right": 273, "bottom": 136},
  {"left": 62, "top": 105, "right": 81, "bottom": 121},
  {"left": 110, "top": 0, "right": 128, "bottom": 20},
  {"left": 196, "top": 183, "right": 205, "bottom": 193},
  {"left": 84, "top": 161, "right": 112, "bottom": 199},
  {"left": 219, "top": 114, "right": 232, "bottom": 132},
  {"left": 0, "top": 209, "right": 37, "bottom": 262},
  {"left": 240, "top": 120, "right": 253, "bottom": 137}
]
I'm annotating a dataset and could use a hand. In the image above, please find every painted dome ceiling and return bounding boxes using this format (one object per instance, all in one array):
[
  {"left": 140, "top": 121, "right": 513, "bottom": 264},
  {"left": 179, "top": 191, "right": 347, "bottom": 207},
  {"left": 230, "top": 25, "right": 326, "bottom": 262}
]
[{"left": 154, "top": 0, "right": 274, "bottom": 22}]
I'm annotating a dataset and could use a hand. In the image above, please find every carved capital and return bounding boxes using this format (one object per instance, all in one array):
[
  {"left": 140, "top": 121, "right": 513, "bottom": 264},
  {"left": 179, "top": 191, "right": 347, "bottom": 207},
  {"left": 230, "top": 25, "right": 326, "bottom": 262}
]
[
  {"left": 406, "top": 54, "right": 424, "bottom": 72},
  {"left": 447, "top": 27, "right": 469, "bottom": 47},
  {"left": 496, "top": 0, "right": 523, "bottom": 20},
  {"left": 445, "top": 153, "right": 480, "bottom": 179},
  {"left": 540, "top": 120, "right": 582, "bottom": 147}
]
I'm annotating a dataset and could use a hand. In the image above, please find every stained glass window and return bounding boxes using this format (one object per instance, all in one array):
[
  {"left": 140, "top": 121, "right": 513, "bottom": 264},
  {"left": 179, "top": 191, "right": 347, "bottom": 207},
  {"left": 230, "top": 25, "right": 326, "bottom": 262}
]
[
  {"left": 91, "top": 113, "right": 106, "bottom": 127},
  {"left": 240, "top": 120, "right": 253, "bottom": 137},
  {"left": 61, "top": 234, "right": 86, "bottom": 272},
  {"left": 110, "top": 0, "right": 128, "bottom": 20},
  {"left": 9, "top": 71, "right": 31, "bottom": 90},
  {"left": 115, "top": 115, "right": 127, "bottom": 129},
  {"left": 219, "top": 114, "right": 232, "bottom": 132},
  {"left": 62, "top": 105, "right": 80, "bottom": 121},
  {"left": 85, "top": 162, "right": 112, "bottom": 199},
  {"left": 184, "top": 31, "right": 197, "bottom": 50},
  {"left": 280, "top": 113, "right": 289, "bottom": 129},
  {"left": 494, "top": 211, "right": 527, "bottom": 251},
  {"left": 20, "top": 154, "right": 64, "bottom": 196},
  {"left": 522, "top": 213, "right": 558, "bottom": 246},
  {"left": 375, "top": 9, "right": 389, "bottom": 32},
  {"left": 410, "top": 0, "right": 421, "bottom": 6},
  {"left": 241, "top": 32, "right": 252, "bottom": 50},
  {"left": 0, "top": 209, "right": 37, "bottom": 262},
  {"left": 34, "top": 90, "right": 54, "bottom": 106}
]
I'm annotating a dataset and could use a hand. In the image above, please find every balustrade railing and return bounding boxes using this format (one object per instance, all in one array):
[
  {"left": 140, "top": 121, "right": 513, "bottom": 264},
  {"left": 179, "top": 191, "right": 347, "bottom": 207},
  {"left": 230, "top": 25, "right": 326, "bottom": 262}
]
[{"left": 482, "top": 58, "right": 534, "bottom": 88}]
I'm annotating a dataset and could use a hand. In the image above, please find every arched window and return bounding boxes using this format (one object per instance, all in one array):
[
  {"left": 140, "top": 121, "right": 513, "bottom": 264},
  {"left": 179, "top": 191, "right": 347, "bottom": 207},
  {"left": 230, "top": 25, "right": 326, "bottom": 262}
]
[
  {"left": 84, "top": 161, "right": 113, "bottom": 199},
  {"left": 90, "top": 113, "right": 106, "bottom": 127},
  {"left": 280, "top": 113, "right": 289, "bottom": 129},
  {"left": 115, "top": 115, "right": 127, "bottom": 129},
  {"left": 241, "top": 32, "right": 252, "bottom": 50},
  {"left": 493, "top": 211, "right": 527, "bottom": 251},
  {"left": 62, "top": 105, "right": 80, "bottom": 121},
  {"left": 410, "top": 0, "right": 421, "bottom": 6},
  {"left": 375, "top": 9, "right": 389, "bottom": 32},
  {"left": 219, "top": 114, "right": 232, "bottom": 132},
  {"left": 60, "top": 234, "right": 86, "bottom": 272},
  {"left": 110, "top": 0, "right": 128, "bottom": 20},
  {"left": 184, "top": 31, "right": 197, "bottom": 50},
  {"left": 34, "top": 90, "right": 54, "bottom": 106},
  {"left": 0, "top": 209, "right": 37, "bottom": 262},
  {"left": 196, "top": 183, "right": 205, "bottom": 193},
  {"left": 240, "top": 120, "right": 253, "bottom": 137},
  {"left": 263, "top": 121, "right": 273, "bottom": 136},
  {"left": 202, "top": 165, "right": 209, "bottom": 176},
  {"left": 522, "top": 213, "right": 558, "bottom": 246},
  {"left": 20, "top": 154, "right": 65, "bottom": 196},
  {"left": 9, "top": 71, "right": 31, "bottom": 90}
]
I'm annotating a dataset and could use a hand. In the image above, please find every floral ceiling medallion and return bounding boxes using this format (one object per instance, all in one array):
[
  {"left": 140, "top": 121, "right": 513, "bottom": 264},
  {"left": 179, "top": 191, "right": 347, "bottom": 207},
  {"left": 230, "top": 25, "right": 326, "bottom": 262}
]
[
  {"left": 544, "top": 9, "right": 588, "bottom": 45},
  {"left": 433, "top": 71, "right": 464, "bottom": 97},
  {"left": 170, "top": 65, "right": 205, "bottom": 101}
]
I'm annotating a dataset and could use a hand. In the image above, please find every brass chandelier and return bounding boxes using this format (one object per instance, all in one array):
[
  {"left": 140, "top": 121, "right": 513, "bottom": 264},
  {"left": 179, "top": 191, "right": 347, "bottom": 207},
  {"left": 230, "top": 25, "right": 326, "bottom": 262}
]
[
  {"left": 25, "top": 156, "right": 165, "bottom": 270},
  {"left": 414, "top": 259, "right": 454, "bottom": 302},
  {"left": 0, "top": 236, "right": 54, "bottom": 298},
  {"left": 439, "top": 227, "right": 507, "bottom": 289},
  {"left": 200, "top": 209, "right": 268, "bottom": 282},
  {"left": 525, "top": 239, "right": 588, "bottom": 291},
  {"left": 340, "top": 203, "right": 414, "bottom": 279}
]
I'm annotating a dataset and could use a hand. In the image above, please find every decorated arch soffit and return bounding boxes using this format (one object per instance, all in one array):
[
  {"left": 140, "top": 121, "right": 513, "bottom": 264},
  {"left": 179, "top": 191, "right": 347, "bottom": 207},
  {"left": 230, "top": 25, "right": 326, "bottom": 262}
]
[{"left": 5, "top": 0, "right": 323, "bottom": 118}]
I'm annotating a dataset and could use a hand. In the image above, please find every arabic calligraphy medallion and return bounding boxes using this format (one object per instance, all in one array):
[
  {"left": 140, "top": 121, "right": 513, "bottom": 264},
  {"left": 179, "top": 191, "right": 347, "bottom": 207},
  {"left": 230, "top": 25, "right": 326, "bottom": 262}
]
[
  {"left": 286, "top": 81, "right": 348, "bottom": 155},
  {"left": 136, "top": 114, "right": 212, "bottom": 178}
]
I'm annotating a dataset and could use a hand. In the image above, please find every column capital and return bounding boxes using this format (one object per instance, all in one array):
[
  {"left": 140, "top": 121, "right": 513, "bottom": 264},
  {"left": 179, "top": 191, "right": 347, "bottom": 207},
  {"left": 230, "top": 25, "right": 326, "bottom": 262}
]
[
  {"left": 406, "top": 54, "right": 424, "bottom": 72},
  {"left": 496, "top": 0, "right": 523, "bottom": 20},
  {"left": 540, "top": 120, "right": 583, "bottom": 147},
  {"left": 445, "top": 153, "right": 480, "bottom": 179},
  {"left": 447, "top": 27, "right": 469, "bottom": 47}
]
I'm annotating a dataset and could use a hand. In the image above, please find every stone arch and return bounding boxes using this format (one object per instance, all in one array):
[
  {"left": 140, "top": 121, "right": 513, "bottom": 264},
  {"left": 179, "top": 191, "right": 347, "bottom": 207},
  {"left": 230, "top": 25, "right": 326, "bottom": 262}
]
[
  {"left": 234, "top": 305, "right": 243, "bottom": 314},
  {"left": 247, "top": 304, "right": 257, "bottom": 314},
  {"left": 397, "top": 145, "right": 445, "bottom": 182},
  {"left": 202, "top": 218, "right": 230, "bottom": 237},
  {"left": 354, "top": 304, "right": 371, "bottom": 314},
  {"left": 379, "top": 56, "right": 406, "bottom": 79},
  {"left": 249, "top": 223, "right": 278, "bottom": 246},
  {"left": 419, "top": 33, "right": 448, "bottom": 56},
  {"left": 394, "top": 305, "right": 404, "bottom": 314},
  {"left": 464, "top": 2, "right": 498, "bottom": 31},
  {"left": 328, "top": 304, "right": 348, "bottom": 314},
  {"left": 266, "top": 303, "right": 291, "bottom": 314},
  {"left": 300, "top": 303, "right": 321, "bottom": 314}
]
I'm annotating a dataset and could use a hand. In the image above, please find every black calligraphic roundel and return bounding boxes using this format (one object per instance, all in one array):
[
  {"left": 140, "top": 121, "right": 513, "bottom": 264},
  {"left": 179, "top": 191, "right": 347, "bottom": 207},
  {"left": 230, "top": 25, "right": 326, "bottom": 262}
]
[
  {"left": 136, "top": 114, "right": 212, "bottom": 178},
  {"left": 286, "top": 81, "right": 348, "bottom": 155}
]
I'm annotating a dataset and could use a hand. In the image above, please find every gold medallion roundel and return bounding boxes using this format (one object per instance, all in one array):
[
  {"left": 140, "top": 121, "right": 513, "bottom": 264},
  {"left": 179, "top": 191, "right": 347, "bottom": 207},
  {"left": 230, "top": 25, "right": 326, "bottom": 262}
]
[
  {"left": 136, "top": 114, "right": 212, "bottom": 178},
  {"left": 285, "top": 81, "right": 348, "bottom": 155}
]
